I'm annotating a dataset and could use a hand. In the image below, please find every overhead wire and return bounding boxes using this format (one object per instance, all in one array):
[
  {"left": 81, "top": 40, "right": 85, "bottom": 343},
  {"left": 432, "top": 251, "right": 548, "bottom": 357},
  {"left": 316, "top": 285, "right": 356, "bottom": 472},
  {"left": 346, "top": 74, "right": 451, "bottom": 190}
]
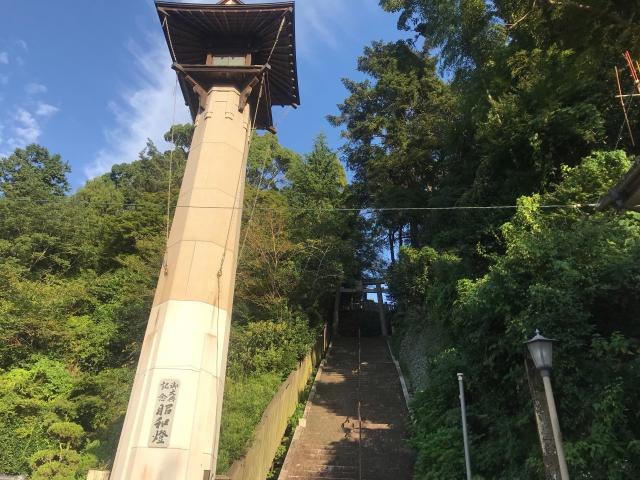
[
  {"left": 274, "top": 106, "right": 293, "bottom": 127},
  {"left": 0, "top": 198, "right": 603, "bottom": 212},
  {"left": 615, "top": 66, "right": 635, "bottom": 147},
  {"left": 169, "top": 203, "right": 602, "bottom": 212}
]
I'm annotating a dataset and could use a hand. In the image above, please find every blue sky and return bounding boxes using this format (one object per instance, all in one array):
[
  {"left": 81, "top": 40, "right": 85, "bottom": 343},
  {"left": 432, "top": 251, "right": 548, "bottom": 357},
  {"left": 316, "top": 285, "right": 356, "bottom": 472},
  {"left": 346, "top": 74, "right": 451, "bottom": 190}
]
[{"left": 0, "top": 0, "right": 408, "bottom": 189}]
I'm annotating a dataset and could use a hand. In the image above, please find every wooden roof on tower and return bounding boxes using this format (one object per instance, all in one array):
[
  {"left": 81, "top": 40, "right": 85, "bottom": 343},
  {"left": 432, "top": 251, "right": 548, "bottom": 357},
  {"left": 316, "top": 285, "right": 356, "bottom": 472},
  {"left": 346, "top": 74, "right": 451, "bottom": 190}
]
[{"left": 156, "top": 0, "right": 299, "bottom": 131}]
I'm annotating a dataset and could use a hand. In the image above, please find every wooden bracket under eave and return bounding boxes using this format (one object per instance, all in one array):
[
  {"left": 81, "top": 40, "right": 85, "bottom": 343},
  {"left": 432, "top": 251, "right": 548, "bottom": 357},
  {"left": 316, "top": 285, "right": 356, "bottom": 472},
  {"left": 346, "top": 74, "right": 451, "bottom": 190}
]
[
  {"left": 238, "top": 64, "right": 271, "bottom": 113},
  {"left": 239, "top": 75, "right": 278, "bottom": 133},
  {"left": 172, "top": 63, "right": 208, "bottom": 111},
  {"left": 238, "top": 76, "right": 260, "bottom": 113}
]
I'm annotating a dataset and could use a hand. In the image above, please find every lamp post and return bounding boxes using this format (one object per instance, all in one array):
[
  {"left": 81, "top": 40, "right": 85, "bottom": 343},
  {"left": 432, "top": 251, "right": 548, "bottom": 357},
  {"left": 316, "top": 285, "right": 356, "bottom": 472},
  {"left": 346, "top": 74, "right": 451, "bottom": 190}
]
[
  {"left": 457, "top": 373, "right": 472, "bottom": 480},
  {"left": 525, "top": 330, "right": 570, "bottom": 480}
]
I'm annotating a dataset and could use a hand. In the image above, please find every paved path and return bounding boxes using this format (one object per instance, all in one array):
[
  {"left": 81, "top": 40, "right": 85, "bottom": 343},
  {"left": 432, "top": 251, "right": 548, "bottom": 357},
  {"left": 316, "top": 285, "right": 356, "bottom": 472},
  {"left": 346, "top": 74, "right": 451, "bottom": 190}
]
[{"left": 279, "top": 336, "right": 414, "bottom": 480}]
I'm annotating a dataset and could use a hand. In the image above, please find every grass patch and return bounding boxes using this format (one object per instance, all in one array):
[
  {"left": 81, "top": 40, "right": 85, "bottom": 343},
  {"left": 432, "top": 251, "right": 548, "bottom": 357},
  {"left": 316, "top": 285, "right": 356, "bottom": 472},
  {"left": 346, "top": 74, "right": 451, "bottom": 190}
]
[{"left": 216, "top": 373, "right": 282, "bottom": 475}]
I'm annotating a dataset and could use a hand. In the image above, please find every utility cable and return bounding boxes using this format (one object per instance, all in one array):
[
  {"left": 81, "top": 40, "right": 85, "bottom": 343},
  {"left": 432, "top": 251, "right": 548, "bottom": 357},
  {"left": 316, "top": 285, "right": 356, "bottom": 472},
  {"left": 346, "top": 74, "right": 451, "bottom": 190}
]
[
  {"left": 163, "top": 75, "right": 179, "bottom": 275},
  {"left": 0, "top": 198, "right": 604, "bottom": 212},
  {"left": 267, "top": 15, "right": 287, "bottom": 66},
  {"left": 210, "top": 100, "right": 254, "bottom": 473},
  {"left": 357, "top": 327, "right": 363, "bottom": 480},
  {"left": 209, "top": 55, "right": 268, "bottom": 463},
  {"left": 171, "top": 203, "right": 602, "bottom": 212},
  {"left": 212, "top": 7, "right": 284, "bottom": 329}
]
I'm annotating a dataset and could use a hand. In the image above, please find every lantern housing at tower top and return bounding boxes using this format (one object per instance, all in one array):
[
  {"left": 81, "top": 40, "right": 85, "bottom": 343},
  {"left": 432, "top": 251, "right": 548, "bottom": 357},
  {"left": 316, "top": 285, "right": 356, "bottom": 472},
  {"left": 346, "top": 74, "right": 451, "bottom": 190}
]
[{"left": 156, "top": 0, "right": 300, "bottom": 132}]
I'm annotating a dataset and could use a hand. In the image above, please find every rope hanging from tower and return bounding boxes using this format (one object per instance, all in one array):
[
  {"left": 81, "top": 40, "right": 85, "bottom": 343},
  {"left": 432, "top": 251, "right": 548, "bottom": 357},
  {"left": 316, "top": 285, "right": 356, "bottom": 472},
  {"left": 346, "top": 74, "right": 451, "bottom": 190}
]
[{"left": 209, "top": 13, "right": 289, "bottom": 466}]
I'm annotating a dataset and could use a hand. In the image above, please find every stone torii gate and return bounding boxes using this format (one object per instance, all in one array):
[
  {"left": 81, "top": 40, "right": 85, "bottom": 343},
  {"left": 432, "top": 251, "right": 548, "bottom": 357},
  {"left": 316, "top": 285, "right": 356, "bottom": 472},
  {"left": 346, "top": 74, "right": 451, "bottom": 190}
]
[
  {"left": 334, "top": 279, "right": 389, "bottom": 337},
  {"left": 110, "top": 2, "right": 300, "bottom": 479}
]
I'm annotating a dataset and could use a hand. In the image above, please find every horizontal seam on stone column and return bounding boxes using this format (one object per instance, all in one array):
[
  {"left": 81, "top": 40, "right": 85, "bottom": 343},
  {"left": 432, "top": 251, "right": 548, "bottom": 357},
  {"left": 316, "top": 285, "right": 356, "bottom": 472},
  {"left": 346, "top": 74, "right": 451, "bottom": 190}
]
[
  {"left": 166, "top": 236, "right": 238, "bottom": 249},
  {"left": 145, "top": 366, "right": 221, "bottom": 375},
  {"left": 184, "top": 142, "right": 245, "bottom": 159},
  {"left": 166, "top": 238, "right": 239, "bottom": 250},
  {"left": 130, "top": 446, "right": 193, "bottom": 452},
  {"left": 177, "top": 186, "right": 236, "bottom": 202},
  {"left": 154, "top": 299, "right": 223, "bottom": 308},
  {"left": 197, "top": 141, "right": 245, "bottom": 156},
  {"left": 156, "top": 297, "right": 218, "bottom": 305}
]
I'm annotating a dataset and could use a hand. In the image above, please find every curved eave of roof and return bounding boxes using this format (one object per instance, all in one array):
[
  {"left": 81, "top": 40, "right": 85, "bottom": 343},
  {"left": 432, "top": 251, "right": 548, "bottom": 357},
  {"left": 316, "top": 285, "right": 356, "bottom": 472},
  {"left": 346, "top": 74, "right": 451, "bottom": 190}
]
[{"left": 157, "top": 1, "right": 296, "bottom": 11}]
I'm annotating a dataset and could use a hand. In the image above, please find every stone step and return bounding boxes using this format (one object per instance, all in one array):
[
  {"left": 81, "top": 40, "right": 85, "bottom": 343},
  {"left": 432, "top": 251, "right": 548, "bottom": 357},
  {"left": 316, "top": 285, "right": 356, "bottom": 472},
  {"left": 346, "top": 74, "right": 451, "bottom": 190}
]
[
  {"left": 290, "top": 465, "right": 357, "bottom": 473},
  {"left": 287, "top": 475, "right": 357, "bottom": 480},
  {"left": 293, "top": 447, "right": 358, "bottom": 456},
  {"left": 286, "top": 465, "right": 358, "bottom": 479}
]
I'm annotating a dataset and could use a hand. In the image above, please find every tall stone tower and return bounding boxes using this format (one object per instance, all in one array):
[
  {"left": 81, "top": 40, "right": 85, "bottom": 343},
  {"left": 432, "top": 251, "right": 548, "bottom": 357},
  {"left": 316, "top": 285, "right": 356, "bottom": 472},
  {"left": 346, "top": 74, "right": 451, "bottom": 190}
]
[{"left": 110, "top": 1, "right": 299, "bottom": 478}]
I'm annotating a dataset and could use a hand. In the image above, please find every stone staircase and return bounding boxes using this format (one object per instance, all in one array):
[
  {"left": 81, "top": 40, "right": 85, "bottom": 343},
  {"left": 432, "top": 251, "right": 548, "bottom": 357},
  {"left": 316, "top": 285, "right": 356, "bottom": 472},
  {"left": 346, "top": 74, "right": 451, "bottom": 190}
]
[{"left": 279, "top": 336, "right": 414, "bottom": 480}]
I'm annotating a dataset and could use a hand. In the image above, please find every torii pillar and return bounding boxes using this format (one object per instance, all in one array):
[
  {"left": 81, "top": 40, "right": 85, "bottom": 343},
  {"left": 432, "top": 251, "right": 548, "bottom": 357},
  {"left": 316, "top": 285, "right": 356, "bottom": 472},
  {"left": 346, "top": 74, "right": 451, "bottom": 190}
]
[{"left": 110, "top": 1, "right": 299, "bottom": 479}]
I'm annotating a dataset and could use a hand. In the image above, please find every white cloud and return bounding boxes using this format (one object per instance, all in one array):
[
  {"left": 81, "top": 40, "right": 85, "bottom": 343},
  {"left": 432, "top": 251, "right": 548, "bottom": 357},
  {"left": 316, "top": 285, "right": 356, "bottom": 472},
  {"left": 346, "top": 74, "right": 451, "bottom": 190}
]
[
  {"left": 0, "top": 108, "right": 46, "bottom": 155},
  {"left": 16, "top": 39, "right": 28, "bottom": 52},
  {"left": 25, "top": 82, "right": 47, "bottom": 95},
  {"left": 85, "top": 34, "right": 190, "bottom": 179},
  {"left": 12, "top": 108, "right": 42, "bottom": 146},
  {"left": 35, "top": 102, "right": 59, "bottom": 117},
  {"left": 295, "top": 0, "right": 375, "bottom": 60},
  {"left": 0, "top": 74, "right": 8, "bottom": 85},
  {"left": 0, "top": 52, "right": 8, "bottom": 64}
]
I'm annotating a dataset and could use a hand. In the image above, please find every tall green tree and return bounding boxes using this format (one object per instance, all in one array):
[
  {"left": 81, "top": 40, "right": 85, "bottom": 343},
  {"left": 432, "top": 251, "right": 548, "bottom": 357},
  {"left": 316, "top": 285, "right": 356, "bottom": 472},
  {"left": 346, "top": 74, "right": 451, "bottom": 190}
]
[
  {"left": 329, "top": 41, "right": 454, "bottom": 251},
  {"left": 0, "top": 145, "right": 70, "bottom": 199}
]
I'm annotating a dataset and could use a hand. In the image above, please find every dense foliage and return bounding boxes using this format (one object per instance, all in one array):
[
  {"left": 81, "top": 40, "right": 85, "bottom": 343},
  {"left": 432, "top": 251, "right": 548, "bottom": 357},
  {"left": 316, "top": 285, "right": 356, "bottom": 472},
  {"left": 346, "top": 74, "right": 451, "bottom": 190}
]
[
  {"left": 391, "top": 152, "right": 640, "bottom": 479},
  {"left": 3, "top": 0, "right": 640, "bottom": 478},
  {"left": 0, "top": 131, "right": 365, "bottom": 478},
  {"left": 331, "top": 0, "right": 640, "bottom": 478}
]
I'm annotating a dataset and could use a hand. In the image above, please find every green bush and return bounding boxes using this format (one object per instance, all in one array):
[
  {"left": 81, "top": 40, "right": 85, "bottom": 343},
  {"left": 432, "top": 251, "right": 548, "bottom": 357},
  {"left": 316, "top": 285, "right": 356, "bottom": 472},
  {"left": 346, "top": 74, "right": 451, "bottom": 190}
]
[{"left": 227, "top": 314, "right": 317, "bottom": 379}]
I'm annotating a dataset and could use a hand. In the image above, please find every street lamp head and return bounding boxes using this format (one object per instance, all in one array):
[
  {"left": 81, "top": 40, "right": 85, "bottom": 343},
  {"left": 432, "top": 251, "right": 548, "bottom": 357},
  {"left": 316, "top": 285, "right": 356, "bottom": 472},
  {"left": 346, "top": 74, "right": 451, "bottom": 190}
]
[{"left": 525, "top": 329, "right": 557, "bottom": 372}]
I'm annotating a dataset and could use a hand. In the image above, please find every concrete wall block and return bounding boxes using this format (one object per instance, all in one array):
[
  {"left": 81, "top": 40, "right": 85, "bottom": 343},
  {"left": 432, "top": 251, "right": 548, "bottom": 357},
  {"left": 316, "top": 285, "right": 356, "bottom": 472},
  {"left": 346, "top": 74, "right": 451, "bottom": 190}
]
[{"left": 86, "top": 470, "right": 110, "bottom": 480}]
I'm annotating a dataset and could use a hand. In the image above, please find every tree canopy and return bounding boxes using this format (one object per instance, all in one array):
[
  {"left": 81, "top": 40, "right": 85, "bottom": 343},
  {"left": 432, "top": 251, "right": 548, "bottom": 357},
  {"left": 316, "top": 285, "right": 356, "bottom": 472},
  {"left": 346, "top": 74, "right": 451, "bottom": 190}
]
[{"left": 0, "top": 129, "right": 366, "bottom": 478}]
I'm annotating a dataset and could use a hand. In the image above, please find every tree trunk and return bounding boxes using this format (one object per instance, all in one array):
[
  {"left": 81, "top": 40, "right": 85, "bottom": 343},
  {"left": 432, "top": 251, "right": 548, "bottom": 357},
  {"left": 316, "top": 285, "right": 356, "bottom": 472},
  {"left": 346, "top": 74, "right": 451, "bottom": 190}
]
[
  {"left": 389, "top": 229, "right": 396, "bottom": 264},
  {"left": 409, "top": 220, "right": 419, "bottom": 248}
]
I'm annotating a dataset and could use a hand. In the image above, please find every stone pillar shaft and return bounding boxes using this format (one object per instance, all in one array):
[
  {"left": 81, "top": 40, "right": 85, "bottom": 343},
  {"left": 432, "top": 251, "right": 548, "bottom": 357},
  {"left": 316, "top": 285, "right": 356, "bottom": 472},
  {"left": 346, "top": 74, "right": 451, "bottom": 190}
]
[{"left": 110, "top": 86, "right": 251, "bottom": 480}]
